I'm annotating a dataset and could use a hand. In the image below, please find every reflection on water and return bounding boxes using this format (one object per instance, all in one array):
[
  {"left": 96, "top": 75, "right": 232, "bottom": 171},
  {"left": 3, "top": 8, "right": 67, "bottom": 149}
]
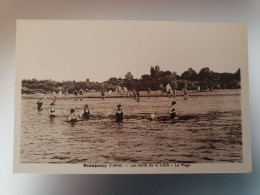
[{"left": 20, "top": 90, "right": 242, "bottom": 163}]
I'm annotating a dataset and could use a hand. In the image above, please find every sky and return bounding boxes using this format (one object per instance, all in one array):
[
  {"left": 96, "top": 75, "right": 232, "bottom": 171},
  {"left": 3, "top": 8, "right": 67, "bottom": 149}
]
[{"left": 15, "top": 20, "right": 247, "bottom": 82}]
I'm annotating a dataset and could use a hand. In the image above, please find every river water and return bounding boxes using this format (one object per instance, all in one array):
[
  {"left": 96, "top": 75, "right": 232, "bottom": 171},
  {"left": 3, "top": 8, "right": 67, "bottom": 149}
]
[{"left": 20, "top": 90, "right": 242, "bottom": 164}]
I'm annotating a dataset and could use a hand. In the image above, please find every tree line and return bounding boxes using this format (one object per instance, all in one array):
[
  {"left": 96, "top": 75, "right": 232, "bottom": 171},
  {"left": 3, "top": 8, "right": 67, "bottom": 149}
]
[{"left": 21, "top": 66, "right": 241, "bottom": 94}]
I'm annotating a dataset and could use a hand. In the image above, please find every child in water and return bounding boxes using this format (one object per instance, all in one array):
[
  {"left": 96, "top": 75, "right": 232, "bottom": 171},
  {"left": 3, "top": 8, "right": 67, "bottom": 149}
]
[
  {"left": 168, "top": 101, "right": 177, "bottom": 119},
  {"left": 49, "top": 103, "right": 56, "bottom": 117},
  {"left": 112, "top": 104, "right": 128, "bottom": 122},
  {"left": 80, "top": 104, "right": 93, "bottom": 119},
  {"left": 37, "top": 99, "right": 43, "bottom": 110}
]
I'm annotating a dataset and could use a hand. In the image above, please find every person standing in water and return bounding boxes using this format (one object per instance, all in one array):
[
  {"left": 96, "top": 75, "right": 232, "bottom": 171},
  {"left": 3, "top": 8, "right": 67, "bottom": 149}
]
[
  {"left": 49, "top": 103, "right": 56, "bottom": 117},
  {"left": 168, "top": 101, "right": 177, "bottom": 119},
  {"left": 80, "top": 104, "right": 93, "bottom": 119},
  {"left": 112, "top": 104, "right": 128, "bottom": 122},
  {"left": 37, "top": 99, "right": 43, "bottom": 110}
]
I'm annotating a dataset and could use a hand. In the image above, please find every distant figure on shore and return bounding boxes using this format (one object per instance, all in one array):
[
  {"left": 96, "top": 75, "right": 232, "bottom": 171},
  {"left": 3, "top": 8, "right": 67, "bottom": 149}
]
[
  {"left": 74, "top": 90, "right": 78, "bottom": 100},
  {"left": 37, "top": 99, "right": 43, "bottom": 110},
  {"left": 58, "top": 89, "right": 62, "bottom": 99},
  {"left": 101, "top": 88, "right": 105, "bottom": 99},
  {"left": 79, "top": 88, "right": 83, "bottom": 95},
  {"left": 136, "top": 90, "right": 140, "bottom": 102},
  {"left": 79, "top": 88, "right": 83, "bottom": 100},
  {"left": 127, "top": 91, "right": 131, "bottom": 98},
  {"left": 133, "top": 89, "right": 137, "bottom": 99},
  {"left": 65, "top": 90, "right": 69, "bottom": 100},
  {"left": 49, "top": 103, "right": 56, "bottom": 117},
  {"left": 148, "top": 87, "right": 150, "bottom": 96},
  {"left": 51, "top": 91, "right": 56, "bottom": 100},
  {"left": 68, "top": 108, "right": 80, "bottom": 122},
  {"left": 80, "top": 104, "right": 92, "bottom": 120},
  {"left": 166, "top": 83, "right": 172, "bottom": 98},
  {"left": 168, "top": 101, "right": 177, "bottom": 119},
  {"left": 183, "top": 83, "right": 188, "bottom": 99},
  {"left": 112, "top": 104, "right": 128, "bottom": 122},
  {"left": 172, "top": 89, "right": 176, "bottom": 98},
  {"left": 167, "top": 89, "right": 171, "bottom": 98},
  {"left": 44, "top": 92, "right": 48, "bottom": 99},
  {"left": 108, "top": 90, "right": 112, "bottom": 98},
  {"left": 197, "top": 85, "right": 201, "bottom": 92}
]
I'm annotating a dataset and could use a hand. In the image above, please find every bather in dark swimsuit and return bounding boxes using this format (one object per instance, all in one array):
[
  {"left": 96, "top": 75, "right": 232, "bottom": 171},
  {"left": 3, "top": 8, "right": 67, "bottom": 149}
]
[
  {"left": 82, "top": 109, "right": 90, "bottom": 119},
  {"left": 116, "top": 111, "right": 123, "bottom": 122}
]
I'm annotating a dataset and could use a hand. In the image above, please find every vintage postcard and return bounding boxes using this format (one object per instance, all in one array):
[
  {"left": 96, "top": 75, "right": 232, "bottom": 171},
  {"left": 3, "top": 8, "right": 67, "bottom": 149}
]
[{"left": 14, "top": 20, "right": 251, "bottom": 173}]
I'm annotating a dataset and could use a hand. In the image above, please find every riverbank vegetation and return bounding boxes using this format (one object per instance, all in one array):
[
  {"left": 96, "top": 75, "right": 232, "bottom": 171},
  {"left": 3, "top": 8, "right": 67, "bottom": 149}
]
[{"left": 21, "top": 66, "right": 241, "bottom": 94}]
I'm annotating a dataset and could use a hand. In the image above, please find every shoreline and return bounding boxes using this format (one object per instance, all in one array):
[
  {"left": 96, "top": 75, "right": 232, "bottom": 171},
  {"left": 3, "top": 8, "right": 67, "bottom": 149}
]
[{"left": 21, "top": 89, "right": 240, "bottom": 99}]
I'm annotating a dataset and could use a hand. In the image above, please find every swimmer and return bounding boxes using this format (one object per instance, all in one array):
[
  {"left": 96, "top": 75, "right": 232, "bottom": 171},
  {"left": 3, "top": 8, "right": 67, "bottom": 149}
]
[
  {"left": 149, "top": 113, "right": 157, "bottom": 120},
  {"left": 111, "top": 104, "right": 128, "bottom": 122},
  {"left": 168, "top": 101, "right": 177, "bottom": 119},
  {"left": 49, "top": 103, "right": 56, "bottom": 117},
  {"left": 68, "top": 108, "right": 80, "bottom": 122},
  {"left": 37, "top": 99, "right": 43, "bottom": 110},
  {"left": 80, "top": 104, "right": 93, "bottom": 119}
]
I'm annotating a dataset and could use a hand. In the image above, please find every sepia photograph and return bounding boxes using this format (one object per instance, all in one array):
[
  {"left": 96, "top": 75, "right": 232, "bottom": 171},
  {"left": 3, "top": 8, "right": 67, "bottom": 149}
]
[{"left": 14, "top": 20, "right": 250, "bottom": 173}]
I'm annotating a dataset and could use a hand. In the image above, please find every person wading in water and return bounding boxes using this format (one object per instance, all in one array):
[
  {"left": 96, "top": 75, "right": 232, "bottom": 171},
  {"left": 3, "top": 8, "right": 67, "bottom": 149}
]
[
  {"left": 80, "top": 104, "right": 93, "bottom": 119},
  {"left": 111, "top": 104, "right": 128, "bottom": 122},
  {"left": 49, "top": 103, "right": 56, "bottom": 117},
  {"left": 37, "top": 99, "right": 43, "bottom": 110},
  {"left": 168, "top": 101, "right": 177, "bottom": 119}
]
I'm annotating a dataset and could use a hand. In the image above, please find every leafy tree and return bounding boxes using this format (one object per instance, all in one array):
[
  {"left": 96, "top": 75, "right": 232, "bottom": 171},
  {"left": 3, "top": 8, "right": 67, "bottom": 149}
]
[
  {"left": 181, "top": 68, "right": 197, "bottom": 81},
  {"left": 198, "top": 67, "right": 213, "bottom": 82}
]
